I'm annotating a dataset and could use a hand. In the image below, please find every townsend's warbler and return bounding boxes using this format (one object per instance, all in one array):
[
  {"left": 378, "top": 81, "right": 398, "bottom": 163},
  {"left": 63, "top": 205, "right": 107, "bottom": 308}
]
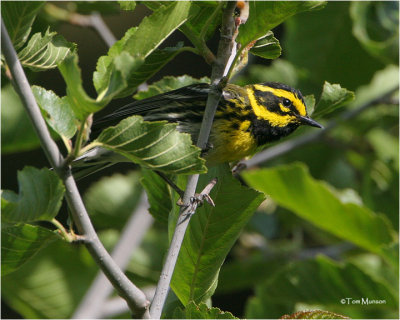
[{"left": 74, "top": 82, "right": 322, "bottom": 176}]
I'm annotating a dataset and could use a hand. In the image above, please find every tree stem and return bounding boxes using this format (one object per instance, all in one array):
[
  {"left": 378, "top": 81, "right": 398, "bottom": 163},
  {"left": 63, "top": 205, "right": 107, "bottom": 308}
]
[
  {"left": 149, "top": 2, "right": 238, "bottom": 318},
  {"left": 1, "top": 18, "right": 150, "bottom": 319}
]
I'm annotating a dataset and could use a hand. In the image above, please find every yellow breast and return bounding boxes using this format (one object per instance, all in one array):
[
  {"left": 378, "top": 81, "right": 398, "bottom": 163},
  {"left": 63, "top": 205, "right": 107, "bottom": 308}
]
[{"left": 205, "top": 119, "right": 257, "bottom": 164}]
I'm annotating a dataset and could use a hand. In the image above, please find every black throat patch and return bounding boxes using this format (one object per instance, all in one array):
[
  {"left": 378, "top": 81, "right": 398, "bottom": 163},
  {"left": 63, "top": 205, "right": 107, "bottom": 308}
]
[{"left": 249, "top": 115, "right": 300, "bottom": 146}]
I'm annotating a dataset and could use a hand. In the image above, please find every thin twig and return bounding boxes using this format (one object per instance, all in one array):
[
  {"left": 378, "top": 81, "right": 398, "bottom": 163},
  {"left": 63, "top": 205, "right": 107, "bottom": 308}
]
[
  {"left": 1, "top": 19, "right": 150, "bottom": 319},
  {"left": 89, "top": 12, "right": 117, "bottom": 47},
  {"left": 149, "top": 2, "right": 238, "bottom": 319},
  {"left": 44, "top": 3, "right": 116, "bottom": 47},
  {"left": 156, "top": 171, "right": 185, "bottom": 198},
  {"left": 233, "top": 86, "right": 399, "bottom": 173},
  {"left": 180, "top": 24, "right": 216, "bottom": 65},
  {"left": 73, "top": 192, "right": 154, "bottom": 319}
]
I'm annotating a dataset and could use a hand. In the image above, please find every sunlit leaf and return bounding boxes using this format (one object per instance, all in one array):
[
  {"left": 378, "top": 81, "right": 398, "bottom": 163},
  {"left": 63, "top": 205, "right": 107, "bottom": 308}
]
[
  {"left": 118, "top": 1, "right": 136, "bottom": 11},
  {"left": 237, "top": 1, "right": 326, "bottom": 47},
  {"left": 1, "top": 1, "right": 45, "bottom": 50},
  {"left": 313, "top": 82, "right": 355, "bottom": 118},
  {"left": 58, "top": 53, "right": 108, "bottom": 120},
  {"left": 94, "top": 116, "right": 206, "bottom": 175},
  {"left": 281, "top": 310, "right": 350, "bottom": 319},
  {"left": 2, "top": 167, "right": 65, "bottom": 224},
  {"left": 32, "top": 86, "right": 76, "bottom": 139},
  {"left": 171, "top": 165, "right": 264, "bottom": 305},
  {"left": 93, "top": 2, "right": 194, "bottom": 99},
  {"left": 18, "top": 29, "right": 75, "bottom": 71},
  {"left": 115, "top": 45, "right": 187, "bottom": 99},
  {"left": 243, "top": 163, "right": 397, "bottom": 265},
  {"left": 173, "top": 302, "right": 238, "bottom": 319},
  {"left": 245, "top": 256, "right": 398, "bottom": 318},
  {"left": 249, "top": 31, "right": 281, "bottom": 60},
  {"left": 1, "top": 224, "right": 59, "bottom": 276},
  {"left": 1, "top": 236, "right": 99, "bottom": 318}
]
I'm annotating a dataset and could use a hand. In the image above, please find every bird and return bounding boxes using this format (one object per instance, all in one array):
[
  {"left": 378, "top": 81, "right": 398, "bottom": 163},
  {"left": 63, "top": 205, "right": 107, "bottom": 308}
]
[{"left": 72, "top": 82, "right": 323, "bottom": 178}]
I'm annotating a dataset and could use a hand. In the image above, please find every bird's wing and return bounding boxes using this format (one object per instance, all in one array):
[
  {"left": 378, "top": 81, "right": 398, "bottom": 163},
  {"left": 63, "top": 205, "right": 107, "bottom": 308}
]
[{"left": 93, "top": 83, "right": 210, "bottom": 129}]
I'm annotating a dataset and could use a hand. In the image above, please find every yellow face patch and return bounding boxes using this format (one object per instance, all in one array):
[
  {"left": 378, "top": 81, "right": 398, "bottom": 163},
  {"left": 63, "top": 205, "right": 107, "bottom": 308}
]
[
  {"left": 279, "top": 104, "right": 291, "bottom": 113},
  {"left": 253, "top": 84, "right": 307, "bottom": 116},
  {"left": 247, "top": 87, "right": 298, "bottom": 127}
]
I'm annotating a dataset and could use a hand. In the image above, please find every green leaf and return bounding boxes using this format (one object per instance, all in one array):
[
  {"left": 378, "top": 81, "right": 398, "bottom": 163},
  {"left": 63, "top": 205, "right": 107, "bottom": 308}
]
[
  {"left": 134, "top": 75, "right": 209, "bottom": 100},
  {"left": 304, "top": 94, "right": 316, "bottom": 116},
  {"left": 118, "top": 1, "right": 136, "bottom": 11},
  {"left": 249, "top": 31, "right": 282, "bottom": 60},
  {"left": 1, "top": 1, "right": 45, "bottom": 50},
  {"left": 58, "top": 53, "right": 108, "bottom": 120},
  {"left": 173, "top": 302, "right": 238, "bottom": 319},
  {"left": 93, "top": 1, "right": 194, "bottom": 99},
  {"left": 281, "top": 310, "right": 350, "bottom": 319},
  {"left": 32, "top": 86, "right": 77, "bottom": 139},
  {"left": 94, "top": 116, "right": 206, "bottom": 175},
  {"left": 98, "top": 51, "right": 144, "bottom": 101},
  {"left": 114, "top": 45, "right": 186, "bottom": 99},
  {"left": 84, "top": 171, "right": 143, "bottom": 230},
  {"left": 350, "top": 2, "right": 399, "bottom": 64},
  {"left": 126, "top": 1, "right": 193, "bottom": 57},
  {"left": 245, "top": 256, "right": 398, "bottom": 319},
  {"left": 18, "top": 29, "right": 75, "bottom": 71},
  {"left": 140, "top": 169, "right": 172, "bottom": 225},
  {"left": 93, "top": 27, "right": 137, "bottom": 95},
  {"left": 237, "top": 1, "right": 326, "bottom": 47},
  {"left": 1, "top": 236, "right": 99, "bottom": 318},
  {"left": 1, "top": 224, "right": 59, "bottom": 276},
  {"left": 2, "top": 166, "right": 65, "bottom": 224},
  {"left": 1, "top": 84, "right": 41, "bottom": 154},
  {"left": 312, "top": 82, "right": 355, "bottom": 118},
  {"left": 180, "top": 2, "right": 222, "bottom": 41},
  {"left": 242, "top": 163, "right": 397, "bottom": 264},
  {"left": 170, "top": 165, "right": 265, "bottom": 305}
]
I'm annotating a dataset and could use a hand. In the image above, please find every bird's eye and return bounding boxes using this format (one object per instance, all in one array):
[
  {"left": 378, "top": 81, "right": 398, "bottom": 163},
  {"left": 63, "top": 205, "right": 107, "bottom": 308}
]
[{"left": 282, "top": 98, "right": 292, "bottom": 107}]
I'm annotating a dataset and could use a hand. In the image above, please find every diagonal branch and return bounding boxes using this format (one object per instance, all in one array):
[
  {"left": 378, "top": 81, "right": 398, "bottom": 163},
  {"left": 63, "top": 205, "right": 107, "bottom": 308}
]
[
  {"left": 1, "top": 18, "right": 150, "bottom": 319},
  {"left": 44, "top": 3, "right": 116, "bottom": 47},
  {"left": 73, "top": 192, "right": 154, "bottom": 319},
  {"left": 149, "top": 2, "right": 238, "bottom": 319}
]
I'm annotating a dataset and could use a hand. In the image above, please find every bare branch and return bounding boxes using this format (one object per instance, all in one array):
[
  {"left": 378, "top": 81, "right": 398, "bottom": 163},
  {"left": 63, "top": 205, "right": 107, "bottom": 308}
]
[
  {"left": 73, "top": 192, "right": 154, "bottom": 319},
  {"left": 1, "top": 19, "right": 149, "bottom": 318},
  {"left": 44, "top": 3, "right": 116, "bottom": 47},
  {"left": 88, "top": 12, "right": 117, "bottom": 47},
  {"left": 149, "top": 2, "right": 238, "bottom": 319}
]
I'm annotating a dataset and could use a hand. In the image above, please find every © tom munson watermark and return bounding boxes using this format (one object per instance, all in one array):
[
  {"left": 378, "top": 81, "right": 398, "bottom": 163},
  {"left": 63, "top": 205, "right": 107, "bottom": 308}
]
[{"left": 341, "top": 297, "right": 387, "bottom": 305}]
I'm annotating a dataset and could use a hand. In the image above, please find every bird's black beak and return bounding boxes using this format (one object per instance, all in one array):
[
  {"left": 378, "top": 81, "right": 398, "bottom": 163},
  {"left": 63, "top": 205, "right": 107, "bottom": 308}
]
[{"left": 298, "top": 115, "right": 324, "bottom": 129}]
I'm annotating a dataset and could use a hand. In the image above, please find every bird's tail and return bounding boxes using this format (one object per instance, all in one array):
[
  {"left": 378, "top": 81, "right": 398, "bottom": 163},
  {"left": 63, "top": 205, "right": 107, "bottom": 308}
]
[{"left": 71, "top": 147, "right": 130, "bottom": 180}]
